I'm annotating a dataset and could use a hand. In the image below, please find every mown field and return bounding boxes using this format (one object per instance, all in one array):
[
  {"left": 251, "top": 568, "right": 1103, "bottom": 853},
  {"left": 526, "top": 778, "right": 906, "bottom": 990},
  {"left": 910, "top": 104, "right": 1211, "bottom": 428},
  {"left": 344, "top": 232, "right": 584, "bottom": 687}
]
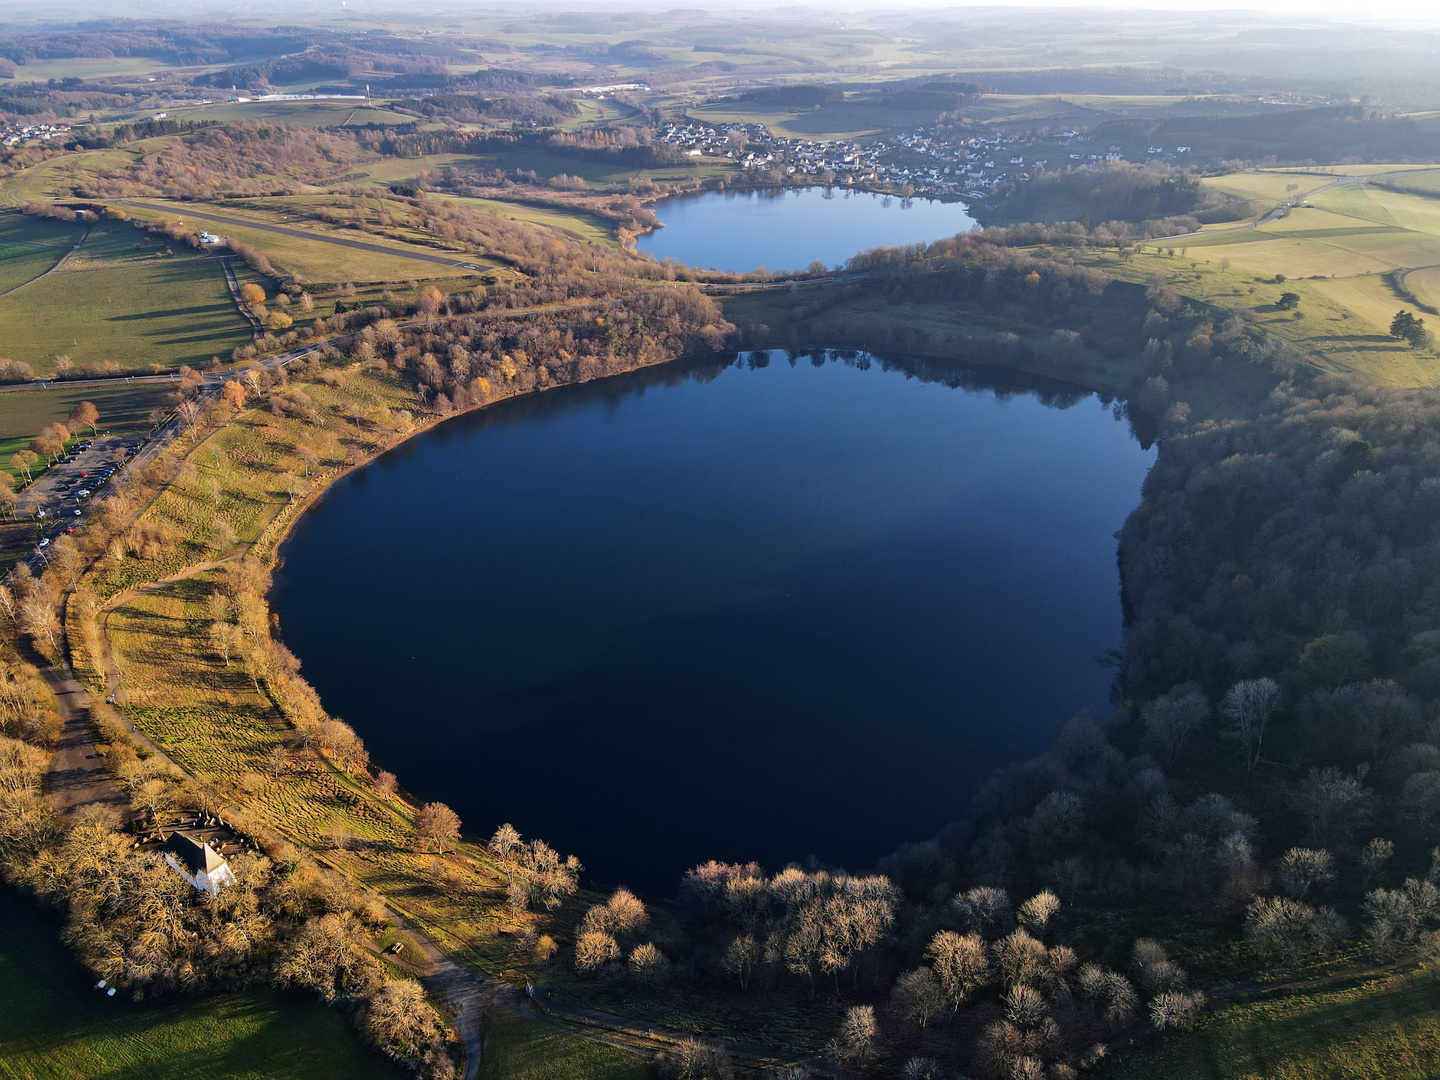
[
  {"left": 0, "top": 211, "right": 83, "bottom": 294},
  {"left": 1116, "top": 966, "right": 1440, "bottom": 1080},
  {"left": 117, "top": 199, "right": 499, "bottom": 284},
  {"left": 160, "top": 100, "right": 417, "bottom": 129},
  {"left": 1168, "top": 175, "right": 1440, "bottom": 381},
  {"left": 1201, "top": 170, "right": 1343, "bottom": 214},
  {"left": 0, "top": 887, "right": 401, "bottom": 1080},
  {"left": 0, "top": 220, "right": 252, "bottom": 375}
]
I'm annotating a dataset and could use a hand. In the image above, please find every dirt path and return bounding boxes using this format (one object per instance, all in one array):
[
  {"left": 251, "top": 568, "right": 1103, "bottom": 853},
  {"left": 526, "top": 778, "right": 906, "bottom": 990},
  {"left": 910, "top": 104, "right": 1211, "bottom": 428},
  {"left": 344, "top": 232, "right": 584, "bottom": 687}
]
[{"left": 30, "top": 644, "right": 131, "bottom": 820}]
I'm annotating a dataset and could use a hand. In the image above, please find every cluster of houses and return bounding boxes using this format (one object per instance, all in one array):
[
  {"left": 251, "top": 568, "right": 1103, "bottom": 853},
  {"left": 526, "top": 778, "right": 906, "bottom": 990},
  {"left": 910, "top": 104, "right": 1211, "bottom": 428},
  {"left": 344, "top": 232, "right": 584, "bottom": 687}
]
[
  {"left": 1, "top": 122, "right": 71, "bottom": 148},
  {"left": 658, "top": 118, "right": 1198, "bottom": 200}
]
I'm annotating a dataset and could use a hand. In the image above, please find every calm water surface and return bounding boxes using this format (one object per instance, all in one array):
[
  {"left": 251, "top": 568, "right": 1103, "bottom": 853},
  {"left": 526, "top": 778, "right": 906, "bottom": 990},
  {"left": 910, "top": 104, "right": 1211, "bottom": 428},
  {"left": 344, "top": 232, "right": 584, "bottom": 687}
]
[
  {"left": 636, "top": 187, "right": 977, "bottom": 272},
  {"left": 271, "top": 353, "right": 1153, "bottom": 893}
]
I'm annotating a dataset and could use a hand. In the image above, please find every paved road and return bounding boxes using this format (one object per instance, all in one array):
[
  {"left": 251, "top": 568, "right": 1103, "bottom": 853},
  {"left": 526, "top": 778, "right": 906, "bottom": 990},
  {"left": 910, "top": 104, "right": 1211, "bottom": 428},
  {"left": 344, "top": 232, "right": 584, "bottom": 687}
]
[{"left": 116, "top": 199, "right": 495, "bottom": 273}]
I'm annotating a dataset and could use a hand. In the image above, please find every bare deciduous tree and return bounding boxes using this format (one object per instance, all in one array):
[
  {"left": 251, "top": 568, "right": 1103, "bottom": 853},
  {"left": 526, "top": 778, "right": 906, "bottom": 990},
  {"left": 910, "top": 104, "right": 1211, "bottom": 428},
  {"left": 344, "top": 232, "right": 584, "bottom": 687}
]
[
  {"left": 1017, "top": 890, "right": 1062, "bottom": 938},
  {"left": 1220, "top": 677, "right": 1280, "bottom": 772},
  {"left": 927, "top": 929, "right": 993, "bottom": 1013},
  {"left": 413, "top": 801, "right": 460, "bottom": 854},
  {"left": 1278, "top": 848, "right": 1335, "bottom": 900},
  {"left": 892, "top": 967, "right": 945, "bottom": 1028}
]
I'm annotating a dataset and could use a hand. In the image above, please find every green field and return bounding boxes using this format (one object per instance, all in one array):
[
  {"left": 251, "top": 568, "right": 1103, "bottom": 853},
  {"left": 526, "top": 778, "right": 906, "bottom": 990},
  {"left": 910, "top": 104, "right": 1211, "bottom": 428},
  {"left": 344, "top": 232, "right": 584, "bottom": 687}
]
[
  {"left": 1176, "top": 177, "right": 1440, "bottom": 365},
  {"left": 1404, "top": 265, "right": 1440, "bottom": 310},
  {"left": 1202, "top": 170, "right": 1340, "bottom": 214},
  {"left": 161, "top": 100, "right": 417, "bottom": 129},
  {"left": 0, "top": 212, "right": 84, "bottom": 295},
  {"left": 0, "top": 887, "right": 401, "bottom": 1080},
  {"left": 464, "top": 146, "right": 733, "bottom": 189},
  {"left": 120, "top": 199, "right": 495, "bottom": 284},
  {"left": 1117, "top": 966, "right": 1440, "bottom": 1080},
  {"left": 479, "top": 1011, "right": 652, "bottom": 1080},
  {"left": 0, "top": 221, "right": 253, "bottom": 375}
]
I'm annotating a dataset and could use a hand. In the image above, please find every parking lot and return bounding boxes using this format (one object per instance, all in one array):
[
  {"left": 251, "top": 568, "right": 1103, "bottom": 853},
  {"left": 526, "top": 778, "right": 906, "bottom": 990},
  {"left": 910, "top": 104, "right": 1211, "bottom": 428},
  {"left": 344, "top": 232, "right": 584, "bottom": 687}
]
[{"left": 16, "top": 434, "right": 145, "bottom": 559}]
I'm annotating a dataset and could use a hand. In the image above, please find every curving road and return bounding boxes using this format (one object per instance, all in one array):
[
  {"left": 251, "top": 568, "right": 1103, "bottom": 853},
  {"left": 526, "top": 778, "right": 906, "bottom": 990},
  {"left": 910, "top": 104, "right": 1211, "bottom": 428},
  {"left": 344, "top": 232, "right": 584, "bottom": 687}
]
[{"left": 1148, "top": 167, "right": 1440, "bottom": 244}]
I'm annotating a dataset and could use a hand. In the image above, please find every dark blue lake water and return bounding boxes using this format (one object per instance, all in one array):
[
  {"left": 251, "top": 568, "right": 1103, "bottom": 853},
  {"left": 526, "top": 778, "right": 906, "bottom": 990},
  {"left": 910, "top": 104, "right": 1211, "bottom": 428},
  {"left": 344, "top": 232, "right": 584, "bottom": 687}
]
[
  {"left": 636, "top": 187, "right": 977, "bottom": 273},
  {"left": 271, "top": 352, "right": 1153, "bottom": 894}
]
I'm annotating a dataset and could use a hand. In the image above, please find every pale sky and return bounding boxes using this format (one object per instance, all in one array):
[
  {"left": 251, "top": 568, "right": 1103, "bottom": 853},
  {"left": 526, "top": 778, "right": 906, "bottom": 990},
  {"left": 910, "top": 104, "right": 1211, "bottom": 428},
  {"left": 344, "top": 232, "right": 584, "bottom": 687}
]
[{"left": 854, "top": 0, "right": 1440, "bottom": 20}]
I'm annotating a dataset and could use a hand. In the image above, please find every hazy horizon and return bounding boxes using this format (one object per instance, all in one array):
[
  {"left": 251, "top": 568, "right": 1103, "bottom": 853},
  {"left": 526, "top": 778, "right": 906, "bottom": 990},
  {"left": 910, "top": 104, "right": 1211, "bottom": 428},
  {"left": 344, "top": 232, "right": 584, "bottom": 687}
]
[{"left": 4, "top": 1, "right": 1440, "bottom": 26}]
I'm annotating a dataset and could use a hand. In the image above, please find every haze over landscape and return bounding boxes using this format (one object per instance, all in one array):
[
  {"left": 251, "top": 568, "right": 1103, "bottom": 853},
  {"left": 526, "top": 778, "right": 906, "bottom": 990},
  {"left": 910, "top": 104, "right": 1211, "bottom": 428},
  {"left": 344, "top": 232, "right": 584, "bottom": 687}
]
[{"left": 6, "top": 2, "right": 1440, "bottom": 1079}]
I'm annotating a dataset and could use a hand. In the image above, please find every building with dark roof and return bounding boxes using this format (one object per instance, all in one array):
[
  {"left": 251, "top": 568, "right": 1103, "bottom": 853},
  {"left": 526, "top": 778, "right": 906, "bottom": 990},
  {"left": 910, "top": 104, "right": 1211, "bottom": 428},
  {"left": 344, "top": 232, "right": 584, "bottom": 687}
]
[{"left": 163, "top": 832, "right": 237, "bottom": 894}]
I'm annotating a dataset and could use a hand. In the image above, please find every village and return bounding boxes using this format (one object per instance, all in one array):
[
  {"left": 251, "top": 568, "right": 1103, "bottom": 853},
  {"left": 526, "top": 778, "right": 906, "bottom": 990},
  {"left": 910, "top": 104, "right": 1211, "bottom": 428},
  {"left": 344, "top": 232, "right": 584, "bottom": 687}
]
[
  {"left": 658, "top": 117, "right": 1194, "bottom": 200},
  {"left": 1, "top": 121, "right": 71, "bottom": 147}
]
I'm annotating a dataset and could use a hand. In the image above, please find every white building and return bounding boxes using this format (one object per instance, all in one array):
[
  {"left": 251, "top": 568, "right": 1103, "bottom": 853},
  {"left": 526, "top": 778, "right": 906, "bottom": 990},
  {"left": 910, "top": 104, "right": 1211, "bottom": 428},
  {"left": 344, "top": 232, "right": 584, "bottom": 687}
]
[{"left": 164, "top": 832, "right": 237, "bottom": 894}]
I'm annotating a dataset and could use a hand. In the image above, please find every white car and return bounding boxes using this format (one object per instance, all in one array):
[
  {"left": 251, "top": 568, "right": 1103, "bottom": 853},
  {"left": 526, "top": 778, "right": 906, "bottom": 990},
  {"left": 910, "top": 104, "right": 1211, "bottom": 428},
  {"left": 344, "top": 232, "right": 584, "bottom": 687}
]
[{"left": 38, "top": 538, "right": 49, "bottom": 548}]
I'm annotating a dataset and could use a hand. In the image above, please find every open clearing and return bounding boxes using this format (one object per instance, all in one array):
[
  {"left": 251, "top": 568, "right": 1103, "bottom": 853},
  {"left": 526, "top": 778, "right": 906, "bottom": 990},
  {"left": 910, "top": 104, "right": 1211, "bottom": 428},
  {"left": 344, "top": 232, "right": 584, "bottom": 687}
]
[
  {"left": 0, "top": 887, "right": 400, "bottom": 1080},
  {"left": 1117, "top": 966, "right": 1440, "bottom": 1080},
  {"left": 161, "top": 100, "right": 417, "bottom": 129},
  {"left": 0, "top": 223, "right": 252, "bottom": 376},
  {"left": 1202, "top": 170, "right": 1344, "bottom": 212},
  {"left": 1176, "top": 177, "right": 1440, "bottom": 368},
  {"left": 119, "top": 199, "right": 500, "bottom": 284},
  {"left": 0, "top": 212, "right": 85, "bottom": 295},
  {"left": 444, "top": 195, "right": 616, "bottom": 247}
]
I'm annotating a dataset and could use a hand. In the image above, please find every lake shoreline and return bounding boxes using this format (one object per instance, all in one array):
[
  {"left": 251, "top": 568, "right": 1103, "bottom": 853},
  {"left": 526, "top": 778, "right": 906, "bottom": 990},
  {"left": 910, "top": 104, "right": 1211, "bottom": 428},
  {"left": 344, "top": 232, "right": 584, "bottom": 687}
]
[{"left": 271, "top": 345, "right": 1153, "bottom": 889}]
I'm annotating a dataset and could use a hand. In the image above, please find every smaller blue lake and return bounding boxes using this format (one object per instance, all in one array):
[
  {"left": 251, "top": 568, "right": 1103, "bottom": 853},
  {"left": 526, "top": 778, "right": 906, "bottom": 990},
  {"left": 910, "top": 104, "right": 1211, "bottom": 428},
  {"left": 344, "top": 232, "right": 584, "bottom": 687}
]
[{"left": 636, "top": 187, "right": 977, "bottom": 273}]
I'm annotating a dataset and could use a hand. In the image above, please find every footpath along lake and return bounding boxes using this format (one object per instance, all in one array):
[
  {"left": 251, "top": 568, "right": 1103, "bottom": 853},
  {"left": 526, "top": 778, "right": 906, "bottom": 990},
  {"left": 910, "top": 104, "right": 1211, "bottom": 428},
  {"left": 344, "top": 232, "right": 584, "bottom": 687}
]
[
  {"left": 272, "top": 352, "right": 1155, "bottom": 893},
  {"left": 636, "top": 187, "right": 977, "bottom": 272}
]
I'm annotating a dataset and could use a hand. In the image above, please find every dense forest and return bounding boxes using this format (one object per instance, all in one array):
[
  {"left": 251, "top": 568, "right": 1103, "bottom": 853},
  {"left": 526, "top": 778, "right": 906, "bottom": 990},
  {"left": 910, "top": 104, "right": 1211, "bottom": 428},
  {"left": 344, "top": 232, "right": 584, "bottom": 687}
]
[{"left": 987, "top": 163, "right": 1251, "bottom": 231}]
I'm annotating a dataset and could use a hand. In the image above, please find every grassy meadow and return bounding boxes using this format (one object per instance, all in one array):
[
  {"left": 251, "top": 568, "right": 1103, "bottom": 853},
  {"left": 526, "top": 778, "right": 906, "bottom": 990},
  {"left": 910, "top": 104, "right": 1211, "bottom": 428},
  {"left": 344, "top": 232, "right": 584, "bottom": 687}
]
[
  {"left": 479, "top": 1011, "right": 652, "bottom": 1080},
  {"left": 1155, "top": 173, "right": 1440, "bottom": 382},
  {"left": 1116, "top": 966, "right": 1440, "bottom": 1080},
  {"left": 0, "top": 221, "right": 252, "bottom": 375},
  {"left": 0, "top": 211, "right": 84, "bottom": 294},
  {"left": 160, "top": 100, "right": 417, "bottom": 129},
  {"left": 0, "top": 887, "right": 401, "bottom": 1080},
  {"left": 118, "top": 199, "right": 500, "bottom": 284},
  {"left": 444, "top": 195, "right": 617, "bottom": 247}
]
